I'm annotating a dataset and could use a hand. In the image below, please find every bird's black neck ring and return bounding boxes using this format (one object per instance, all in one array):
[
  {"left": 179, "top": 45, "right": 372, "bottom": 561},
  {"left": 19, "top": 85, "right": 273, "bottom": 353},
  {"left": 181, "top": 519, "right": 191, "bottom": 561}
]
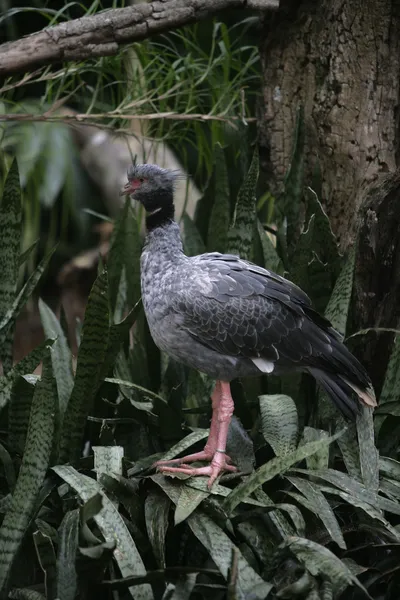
[{"left": 145, "top": 194, "right": 175, "bottom": 231}]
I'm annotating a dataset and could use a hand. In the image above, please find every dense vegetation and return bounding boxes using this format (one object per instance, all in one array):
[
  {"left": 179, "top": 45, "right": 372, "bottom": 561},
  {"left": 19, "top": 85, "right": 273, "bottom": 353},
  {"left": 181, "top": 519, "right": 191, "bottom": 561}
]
[{"left": 1, "top": 4, "right": 400, "bottom": 600}]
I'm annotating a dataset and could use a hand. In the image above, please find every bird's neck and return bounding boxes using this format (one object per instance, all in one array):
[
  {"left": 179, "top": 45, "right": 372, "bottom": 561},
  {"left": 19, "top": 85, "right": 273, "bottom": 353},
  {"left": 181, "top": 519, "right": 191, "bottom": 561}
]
[
  {"left": 144, "top": 217, "right": 184, "bottom": 258},
  {"left": 145, "top": 194, "right": 175, "bottom": 231}
]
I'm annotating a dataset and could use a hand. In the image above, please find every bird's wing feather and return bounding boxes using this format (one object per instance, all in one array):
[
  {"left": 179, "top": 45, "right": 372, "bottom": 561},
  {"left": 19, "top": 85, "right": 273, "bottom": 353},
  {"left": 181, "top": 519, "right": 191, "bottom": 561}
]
[{"left": 172, "top": 253, "right": 338, "bottom": 368}]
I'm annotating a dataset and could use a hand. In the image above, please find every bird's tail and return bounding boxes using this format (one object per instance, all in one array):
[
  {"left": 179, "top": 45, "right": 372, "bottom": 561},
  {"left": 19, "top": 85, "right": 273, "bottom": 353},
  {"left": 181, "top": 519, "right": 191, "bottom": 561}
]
[
  {"left": 307, "top": 333, "right": 376, "bottom": 420},
  {"left": 309, "top": 368, "right": 376, "bottom": 420}
]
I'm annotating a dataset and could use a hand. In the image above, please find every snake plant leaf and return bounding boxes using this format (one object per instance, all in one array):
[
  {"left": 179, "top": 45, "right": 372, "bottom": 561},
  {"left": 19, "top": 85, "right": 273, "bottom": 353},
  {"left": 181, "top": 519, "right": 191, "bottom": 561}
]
[
  {"left": 207, "top": 144, "right": 230, "bottom": 253},
  {"left": 59, "top": 269, "right": 109, "bottom": 464},
  {"left": 52, "top": 466, "right": 152, "bottom": 600},
  {"left": 56, "top": 510, "right": 79, "bottom": 600},
  {"left": 259, "top": 394, "right": 299, "bottom": 456},
  {"left": 0, "top": 348, "right": 56, "bottom": 594},
  {"left": 0, "top": 158, "right": 22, "bottom": 373},
  {"left": 38, "top": 299, "right": 73, "bottom": 423},
  {"left": 226, "top": 147, "right": 259, "bottom": 260}
]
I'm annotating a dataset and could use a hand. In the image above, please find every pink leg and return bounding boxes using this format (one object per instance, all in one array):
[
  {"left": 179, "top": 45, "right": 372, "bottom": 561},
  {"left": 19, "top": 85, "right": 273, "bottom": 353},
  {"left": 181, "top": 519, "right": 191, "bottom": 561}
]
[
  {"left": 155, "top": 382, "right": 232, "bottom": 466},
  {"left": 157, "top": 381, "right": 236, "bottom": 488}
]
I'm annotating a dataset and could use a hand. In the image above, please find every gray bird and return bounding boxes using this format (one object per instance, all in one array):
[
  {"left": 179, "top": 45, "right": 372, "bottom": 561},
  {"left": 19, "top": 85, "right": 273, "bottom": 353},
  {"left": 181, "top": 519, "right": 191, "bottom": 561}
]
[{"left": 121, "top": 164, "right": 376, "bottom": 487}]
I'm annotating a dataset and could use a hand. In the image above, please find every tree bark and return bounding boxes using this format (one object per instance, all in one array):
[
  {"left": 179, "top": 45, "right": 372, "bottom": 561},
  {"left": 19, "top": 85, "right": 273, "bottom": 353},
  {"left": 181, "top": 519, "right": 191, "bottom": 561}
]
[
  {"left": 0, "top": 0, "right": 278, "bottom": 76},
  {"left": 258, "top": 0, "right": 400, "bottom": 250},
  {"left": 258, "top": 0, "right": 400, "bottom": 388}
]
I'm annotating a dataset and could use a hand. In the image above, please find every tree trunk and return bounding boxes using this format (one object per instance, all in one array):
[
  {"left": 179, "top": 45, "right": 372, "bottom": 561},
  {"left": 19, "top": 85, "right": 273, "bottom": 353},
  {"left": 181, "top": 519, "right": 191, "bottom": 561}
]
[{"left": 258, "top": 0, "right": 400, "bottom": 388}]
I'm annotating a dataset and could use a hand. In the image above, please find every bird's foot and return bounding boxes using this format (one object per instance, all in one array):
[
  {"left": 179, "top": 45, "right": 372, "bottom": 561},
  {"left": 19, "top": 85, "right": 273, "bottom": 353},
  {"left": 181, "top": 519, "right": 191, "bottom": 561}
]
[
  {"left": 156, "top": 451, "right": 237, "bottom": 488},
  {"left": 154, "top": 446, "right": 233, "bottom": 468}
]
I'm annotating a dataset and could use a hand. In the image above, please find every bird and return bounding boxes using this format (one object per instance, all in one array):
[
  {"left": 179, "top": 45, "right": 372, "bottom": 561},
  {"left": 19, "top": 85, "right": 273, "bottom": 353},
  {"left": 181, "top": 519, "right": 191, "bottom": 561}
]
[{"left": 121, "top": 163, "right": 376, "bottom": 488}]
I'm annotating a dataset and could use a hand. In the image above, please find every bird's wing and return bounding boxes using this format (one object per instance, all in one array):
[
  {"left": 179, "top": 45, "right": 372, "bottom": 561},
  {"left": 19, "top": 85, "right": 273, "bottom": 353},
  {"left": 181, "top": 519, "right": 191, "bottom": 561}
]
[{"left": 172, "top": 253, "right": 339, "bottom": 368}]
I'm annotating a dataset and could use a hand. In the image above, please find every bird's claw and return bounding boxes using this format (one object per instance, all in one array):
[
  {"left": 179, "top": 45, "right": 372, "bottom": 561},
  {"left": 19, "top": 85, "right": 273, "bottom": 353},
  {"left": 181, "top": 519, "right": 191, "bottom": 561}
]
[{"left": 156, "top": 453, "right": 237, "bottom": 488}]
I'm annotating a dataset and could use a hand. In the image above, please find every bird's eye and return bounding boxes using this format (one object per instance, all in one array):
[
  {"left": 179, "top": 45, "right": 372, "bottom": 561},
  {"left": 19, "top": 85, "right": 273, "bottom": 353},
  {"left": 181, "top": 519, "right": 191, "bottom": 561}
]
[{"left": 139, "top": 177, "right": 145, "bottom": 183}]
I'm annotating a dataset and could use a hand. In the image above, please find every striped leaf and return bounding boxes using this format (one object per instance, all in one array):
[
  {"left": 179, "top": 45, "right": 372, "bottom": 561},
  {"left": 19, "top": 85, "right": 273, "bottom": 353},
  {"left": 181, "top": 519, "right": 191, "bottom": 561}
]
[
  {"left": 108, "top": 197, "right": 130, "bottom": 315},
  {"left": 324, "top": 246, "right": 356, "bottom": 338},
  {"left": 0, "top": 245, "right": 57, "bottom": 337},
  {"left": 33, "top": 529, "right": 57, "bottom": 600},
  {"left": 207, "top": 144, "right": 230, "bottom": 253},
  {"left": 59, "top": 269, "right": 110, "bottom": 464},
  {"left": 0, "top": 348, "right": 56, "bottom": 594},
  {"left": 306, "top": 188, "right": 340, "bottom": 277},
  {"left": 376, "top": 334, "right": 400, "bottom": 437},
  {"left": 257, "top": 221, "right": 282, "bottom": 274},
  {"left": 52, "top": 466, "right": 152, "bottom": 600},
  {"left": 226, "top": 147, "right": 259, "bottom": 260},
  {"left": 153, "top": 477, "right": 272, "bottom": 599},
  {"left": 124, "top": 206, "right": 142, "bottom": 308},
  {"left": 1, "top": 339, "right": 53, "bottom": 410},
  {"left": 0, "top": 159, "right": 22, "bottom": 373},
  {"left": 38, "top": 299, "right": 73, "bottom": 423},
  {"left": 285, "top": 537, "right": 364, "bottom": 596},
  {"left": 56, "top": 510, "right": 79, "bottom": 600},
  {"left": 8, "top": 376, "right": 36, "bottom": 455},
  {"left": 223, "top": 430, "right": 343, "bottom": 515},
  {"left": 287, "top": 477, "right": 346, "bottom": 549},
  {"left": 259, "top": 394, "right": 299, "bottom": 457}
]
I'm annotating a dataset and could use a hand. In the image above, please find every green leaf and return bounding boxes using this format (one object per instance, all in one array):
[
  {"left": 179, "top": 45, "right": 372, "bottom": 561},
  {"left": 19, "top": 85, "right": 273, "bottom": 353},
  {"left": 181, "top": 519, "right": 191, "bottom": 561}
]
[
  {"left": 9, "top": 590, "right": 46, "bottom": 600},
  {"left": 257, "top": 221, "right": 282, "bottom": 274},
  {"left": 223, "top": 430, "right": 343, "bottom": 514},
  {"left": 0, "top": 348, "right": 56, "bottom": 594},
  {"left": 0, "top": 158, "right": 22, "bottom": 372},
  {"left": 0, "top": 245, "right": 57, "bottom": 337},
  {"left": 144, "top": 489, "right": 170, "bottom": 569},
  {"left": 8, "top": 376, "right": 36, "bottom": 455},
  {"left": 157, "top": 429, "right": 209, "bottom": 462},
  {"left": 33, "top": 529, "right": 57, "bottom": 600},
  {"left": 174, "top": 485, "right": 209, "bottom": 526},
  {"left": 0, "top": 442, "right": 16, "bottom": 493},
  {"left": 154, "top": 476, "right": 272, "bottom": 599},
  {"left": 336, "top": 424, "right": 362, "bottom": 481},
  {"left": 59, "top": 269, "right": 110, "bottom": 463},
  {"left": 324, "top": 246, "right": 355, "bottom": 337},
  {"left": 1, "top": 339, "right": 52, "bottom": 411},
  {"left": 207, "top": 144, "right": 230, "bottom": 253},
  {"left": 182, "top": 213, "right": 206, "bottom": 257},
  {"left": 376, "top": 334, "right": 400, "bottom": 436},
  {"left": 108, "top": 197, "right": 130, "bottom": 315},
  {"left": 38, "top": 298, "right": 73, "bottom": 422},
  {"left": 124, "top": 206, "right": 142, "bottom": 308},
  {"left": 18, "top": 239, "right": 39, "bottom": 267},
  {"left": 52, "top": 466, "right": 152, "bottom": 600},
  {"left": 306, "top": 187, "right": 340, "bottom": 276},
  {"left": 301, "top": 427, "right": 330, "bottom": 471},
  {"left": 226, "top": 147, "right": 259, "bottom": 260},
  {"left": 259, "top": 394, "right": 298, "bottom": 456},
  {"left": 286, "top": 537, "right": 365, "bottom": 596},
  {"left": 99, "top": 302, "right": 141, "bottom": 381},
  {"left": 56, "top": 510, "right": 79, "bottom": 600},
  {"left": 38, "top": 124, "right": 70, "bottom": 208},
  {"left": 293, "top": 467, "right": 400, "bottom": 516},
  {"left": 357, "top": 407, "right": 379, "bottom": 492},
  {"left": 286, "top": 477, "right": 346, "bottom": 549}
]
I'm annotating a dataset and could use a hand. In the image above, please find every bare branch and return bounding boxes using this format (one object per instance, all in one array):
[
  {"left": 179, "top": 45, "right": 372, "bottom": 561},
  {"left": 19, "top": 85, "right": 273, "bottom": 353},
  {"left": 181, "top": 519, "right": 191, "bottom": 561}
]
[{"left": 0, "top": 0, "right": 279, "bottom": 77}]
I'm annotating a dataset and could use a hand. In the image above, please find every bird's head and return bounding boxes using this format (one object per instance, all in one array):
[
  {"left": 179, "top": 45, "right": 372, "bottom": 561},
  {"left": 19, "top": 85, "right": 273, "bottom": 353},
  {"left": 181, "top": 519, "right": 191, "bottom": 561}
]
[{"left": 120, "top": 164, "right": 177, "bottom": 217}]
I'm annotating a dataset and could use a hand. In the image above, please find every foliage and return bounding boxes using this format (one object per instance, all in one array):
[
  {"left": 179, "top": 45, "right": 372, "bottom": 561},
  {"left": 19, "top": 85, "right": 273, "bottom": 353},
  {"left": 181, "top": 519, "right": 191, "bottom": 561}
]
[{"left": 0, "top": 135, "right": 399, "bottom": 600}]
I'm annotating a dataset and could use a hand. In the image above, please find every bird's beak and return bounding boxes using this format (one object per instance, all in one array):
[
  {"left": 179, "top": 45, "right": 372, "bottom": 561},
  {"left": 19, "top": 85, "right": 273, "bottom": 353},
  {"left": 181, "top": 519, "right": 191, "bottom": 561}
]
[{"left": 120, "top": 182, "right": 132, "bottom": 196}]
